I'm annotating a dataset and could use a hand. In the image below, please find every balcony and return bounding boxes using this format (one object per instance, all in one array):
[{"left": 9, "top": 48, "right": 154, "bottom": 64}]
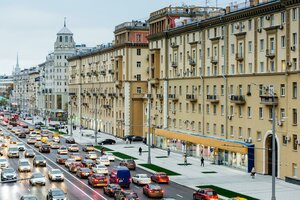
[
  {"left": 265, "top": 49, "right": 275, "bottom": 59},
  {"left": 69, "top": 92, "right": 76, "bottom": 96},
  {"left": 132, "top": 93, "right": 144, "bottom": 99},
  {"left": 230, "top": 95, "right": 246, "bottom": 105},
  {"left": 235, "top": 53, "right": 244, "bottom": 62},
  {"left": 171, "top": 62, "right": 178, "bottom": 68},
  {"left": 170, "top": 43, "right": 179, "bottom": 48},
  {"left": 149, "top": 78, "right": 159, "bottom": 87},
  {"left": 156, "top": 94, "right": 163, "bottom": 100},
  {"left": 100, "top": 93, "right": 106, "bottom": 97},
  {"left": 260, "top": 95, "right": 278, "bottom": 106},
  {"left": 186, "top": 94, "right": 197, "bottom": 102},
  {"left": 210, "top": 56, "right": 218, "bottom": 65},
  {"left": 168, "top": 94, "right": 178, "bottom": 101},
  {"left": 103, "top": 105, "right": 111, "bottom": 109},
  {"left": 206, "top": 95, "right": 219, "bottom": 103},
  {"left": 189, "top": 59, "right": 196, "bottom": 66}
]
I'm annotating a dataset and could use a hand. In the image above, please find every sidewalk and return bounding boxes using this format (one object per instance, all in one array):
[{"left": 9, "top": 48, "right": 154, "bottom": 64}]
[{"left": 27, "top": 117, "right": 300, "bottom": 200}]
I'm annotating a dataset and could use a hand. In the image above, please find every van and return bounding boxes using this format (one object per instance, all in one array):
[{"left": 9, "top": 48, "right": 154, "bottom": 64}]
[{"left": 109, "top": 166, "right": 131, "bottom": 188}]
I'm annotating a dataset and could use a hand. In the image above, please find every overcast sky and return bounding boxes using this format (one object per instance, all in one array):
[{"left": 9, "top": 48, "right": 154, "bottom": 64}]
[{"left": 0, "top": 0, "right": 232, "bottom": 75}]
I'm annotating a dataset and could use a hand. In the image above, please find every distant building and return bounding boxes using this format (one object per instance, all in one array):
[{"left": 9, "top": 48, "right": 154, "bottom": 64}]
[{"left": 0, "top": 75, "right": 13, "bottom": 99}]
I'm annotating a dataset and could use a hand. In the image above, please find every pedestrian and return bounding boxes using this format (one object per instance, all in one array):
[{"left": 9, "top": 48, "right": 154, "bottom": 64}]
[
  {"left": 66, "top": 128, "right": 68, "bottom": 134},
  {"left": 126, "top": 138, "right": 129, "bottom": 144},
  {"left": 167, "top": 147, "right": 171, "bottom": 157},
  {"left": 129, "top": 138, "right": 132, "bottom": 144},
  {"left": 201, "top": 156, "right": 204, "bottom": 167},
  {"left": 101, "top": 148, "right": 105, "bottom": 156},
  {"left": 251, "top": 167, "right": 256, "bottom": 179},
  {"left": 139, "top": 147, "right": 142, "bottom": 156},
  {"left": 183, "top": 153, "right": 187, "bottom": 165}
]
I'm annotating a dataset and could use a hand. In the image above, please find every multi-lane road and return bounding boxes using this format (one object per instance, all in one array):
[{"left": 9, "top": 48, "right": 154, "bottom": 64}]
[{"left": 0, "top": 123, "right": 195, "bottom": 200}]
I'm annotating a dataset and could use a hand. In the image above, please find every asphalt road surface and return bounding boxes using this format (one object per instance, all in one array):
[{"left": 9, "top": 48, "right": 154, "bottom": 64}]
[{"left": 0, "top": 123, "right": 195, "bottom": 200}]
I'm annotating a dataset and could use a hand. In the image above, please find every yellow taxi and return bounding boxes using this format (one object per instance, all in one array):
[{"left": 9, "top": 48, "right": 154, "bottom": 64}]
[
  {"left": 35, "top": 129, "right": 41, "bottom": 134},
  {"left": 230, "top": 197, "right": 247, "bottom": 200},
  {"left": 41, "top": 136, "right": 49, "bottom": 143}
]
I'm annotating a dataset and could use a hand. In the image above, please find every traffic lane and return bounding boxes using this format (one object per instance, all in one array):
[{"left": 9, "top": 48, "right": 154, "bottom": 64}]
[{"left": 1, "top": 125, "right": 110, "bottom": 200}]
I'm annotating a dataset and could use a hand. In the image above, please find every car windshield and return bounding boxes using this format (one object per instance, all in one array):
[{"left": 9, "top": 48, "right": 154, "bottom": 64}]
[
  {"left": 101, "top": 157, "right": 108, "bottom": 160},
  {"left": 149, "top": 185, "right": 161, "bottom": 190},
  {"left": 22, "top": 197, "right": 37, "bottom": 200},
  {"left": 0, "top": 158, "right": 6, "bottom": 162},
  {"left": 140, "top": 174, "right": 148, "bottom": 178},
  {"left": 20, "top": 161, "right": 29, "bottom": 166},
  {"left": 128, "top": 160, "right": 134, "bottom": 163},
  {"left": 52, "top": 190, "right": 64, "bottom": 196},
  {"left": 125, "top": 193, "right": 138, "bottom": 198},
  {"left": 60, "top": 147, "right": 67, "bottom": 149},
  {"left": 26, "top": 150, "right": 34, "bottom": 153},
  {"left": 96, "top": 165, "right": 105, "bottom": 169},
  {"left": 106, "top": 153, "right": 112, "bottom": 156},
  {"left": 59, "top": 155, "right": 68, "bottom": 159},
  {"left": 72, "top": 153, "right": 80, "bottom": 156},
  {"left": 35, "top": 156, "right": 44, "bottom": 160},
  {"left": 9, "top": 147, "right": 18, "bottom": 151},
  {"left": 33, "top": 173, "right": 44, "bottom": 178},
  {"left": 206, "top": 191, "right": 217, "bottom": 196},
  {"left": 4, "top": 168, "right": 14, "bottom": 173},
  {"left": 51, "top": 170, "right": 61, "bottom": 174},
  {"left": 81, "top": 168, "right": 90, "bottom": 172}
]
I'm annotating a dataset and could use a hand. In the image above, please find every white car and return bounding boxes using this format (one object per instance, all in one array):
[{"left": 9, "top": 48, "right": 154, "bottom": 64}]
[
  {"left": 29, "top": 132, "right": 37, "bottom": 137},
  {"left": 64, "top": 159, "right": 75, "bottom": 168},
  {"left": 53, "top": 136, "right": 60, "bottom": 143},
  {"left": 105, "top": 152, "right": 115, "bottom": 162},
  {"left": 96, "top": 156, "right": 110, "bottom": 166},
  {"left": 84, "top": 151, "right": 97, "bottom": 160},
  {"left": 48, "top": 169, "right": 64, "bottom": 181},
  {"left": 27, "top": 137, "right": 36, "bottom": 144},
  {"left": 57, "top": 146, "right": 68, "bottom": 154},
  {"left": 29, "top": 172, "right": 46, "bottom": 186},
  {"left": 92, "top": 164, "right": 108, "bottom": 175},
  {"left": 18, "top": 159, "right": 31, "bottom": 172},
  {"left": 50, "top": 142, "right": 60, "bottom": 149},
  {"left": 35, "top": 135, "right": 41, "bottom": 141},
  {"left": 68, "top": 144, "right": 79, "bottom": 152},
  {"left": 132, "top": 174, "right": 151, "bottom": 185},
  {"left": 0, "top": 158, "right": 8, "bottom": 168}
]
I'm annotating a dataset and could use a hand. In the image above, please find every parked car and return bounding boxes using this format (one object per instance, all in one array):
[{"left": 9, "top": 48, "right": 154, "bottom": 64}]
[
  {"left": 57, "top": 146, "right": 68, "bottom": 154},
  {"left": 76, "top": 167, "right": 92, "bottom": 179},
  {"left": 132, "top": 136, "right": 144, "bottom": 142},
  {"left": 48, "top": 169, "right": 64, "bottom": 181},
  {"left": 98, "top": 139, "right": 116, "bottom": 145},
  {"left": 65, "top": 137, "right": 75, "bottom": 144},
  {"left": 109, "top": 166, "right": 131, "bottom": 188},
  {"left": 46, "top": 188, "right": 67, "bottom": 200},
  {"left": 114, "top": 191, "right": 139, "bottom": 200},
  {"left": 69, "top": 152, "right": 82, "bottom": 161},
  {"left": 143, "top": 183, "right": 164, "bottom": 198},
  {"left": 193, "top": 188, "right": 218, "bottom": 200},
  {"left": 39, "top": 144, "right": 50, "bottom": 153},
  {"left": 18, "top": 159, "right": 31, "bottom": 172},
  {"left": 92, "top": 164, "right": 108, "bottom": 175},
  {"left": 68, "top": 144, "right": 79, "bottom": 152},
  {"left": 56, "top": 154, "right": 69, "bottom": 164},
  {"left": 82, "top": 143, "right": 94, "bottom": 151},
  {"left": 0, "top": 158, "right": 8, "bottom": 168},
  {"left": 24, "top": 149, "right": 35, "bottom": 158},
  {"left": 84, "top": 151, "right": 97, "bottom": 160},
  {"left": 96, "top": 156, "right": 110, "bottom": 166},
  {"left": 29, "top": 172, "right": 46, "bottom": 186},
  {"left": 119, "top": 159, "right": 136, "bottom": 170},
  {"left": 132, "top": 174, "right": 151, "bottom": 185},
  {"left": 1, "top": 167, "right": 17, "bottom": 181},
  {"left": 150, "top": 172, "right": 170, "bottom": 183},
  {"left": 87, "top": 173, "right": 108, "bottom": 187},
  {"left": 33, "top": 155, "right": 46, "bottom": 167},
  {"left": 103, "top": 184, "right": 121, "bottom": 197}
]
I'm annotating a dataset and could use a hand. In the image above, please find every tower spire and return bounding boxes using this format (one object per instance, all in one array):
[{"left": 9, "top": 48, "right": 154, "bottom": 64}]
[
  {"left": 16, "top": 53, "right": 19, "bottom": 67},
  {"left": 15, "top": 53, "right": 20, "bottom": 74},
  {"left": 64, "top": 17, "right": 66, "bottom": 27}
]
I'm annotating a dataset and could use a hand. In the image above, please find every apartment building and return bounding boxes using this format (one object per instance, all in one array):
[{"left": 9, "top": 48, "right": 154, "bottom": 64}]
[
  {"left": 68, "top": 20, "right": 149, "bottom": 137},
  {"left": 145, "top": 0, "right": 300, "bottom": 181}
]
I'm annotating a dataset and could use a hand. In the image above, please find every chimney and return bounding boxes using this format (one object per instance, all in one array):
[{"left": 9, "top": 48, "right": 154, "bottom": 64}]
[{"left": 226, "top": 6, "right": 231, "bottom": 14}]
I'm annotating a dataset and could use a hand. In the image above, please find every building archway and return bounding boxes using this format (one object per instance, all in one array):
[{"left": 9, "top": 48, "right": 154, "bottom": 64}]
[{"left": 263, "top": 131, "right": 279, "bottom": 177}]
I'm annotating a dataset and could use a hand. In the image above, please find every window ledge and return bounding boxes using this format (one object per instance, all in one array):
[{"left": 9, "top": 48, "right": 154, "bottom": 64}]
[{"left": 292, "top": 124, "right": 298, "bottom": 126}]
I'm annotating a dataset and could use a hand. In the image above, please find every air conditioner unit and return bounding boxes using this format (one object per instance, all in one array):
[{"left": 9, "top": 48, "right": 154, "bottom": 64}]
[
  {"left": 285, "top": 136, "right": 290, "bottom": 142},
  {"left": 265, "top": 15, "right": 271, "bottom": 20},
  {"left": 257, "top": 28, "right": 262, "bottom": 33},
  {"left": 295, "top": 139, "right": 300, "bottom": 145},
  {"left": 287, "top": 61, "right": 292, "bottom": 67},
  {"left": 228, "top": 115, "right": 232, "bottom": 120},
  {"left": 279, "top": 25, "right": 284, "bottom": 30},
  {"left": 248, "top": 138, "right": 252, "bottom": 143},
  {"left": 134, "top": 75, "right": 137, "bottom": 78},
  {"left": 278, "top": 120, "right": 283, "bottom": 126},
  {"left": 291, "top": 46, "right": 296, "bottom": 51}
]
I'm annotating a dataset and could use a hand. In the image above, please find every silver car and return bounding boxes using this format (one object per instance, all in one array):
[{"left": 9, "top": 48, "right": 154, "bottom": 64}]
[
  {"left": 64, "top": 158, "right": 75, "bottom": 167},
  {"left": 84, "top": 151, "right": 97, "bottom": 160},
  {"left": 29, "top": 172, "right": 46, "bottom": 186},
  {"left": 18, "top": 159, "right": 31, "bottom": 172},
  {"left": 1, "top": 167, "right": 17, "bottom": 181},
  {"left": 0, "top": 158, "right": 8, "bottom": 168},
  {"left": 7, "top": 146, "right": 19, "bottom": 158},
  {"left": 48, "top": 169, "right": 64, "bottom": 181}
]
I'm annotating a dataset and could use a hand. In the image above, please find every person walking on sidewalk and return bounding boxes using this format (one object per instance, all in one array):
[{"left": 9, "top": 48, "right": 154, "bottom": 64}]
[
  {"left": 251, "top": 167, "right": 256, "bottom": 179},
  {"left": 201, "top": 156, "right": 204, "bottom": 167},
  {"left": 139, "top": 147, "right": 142, "bottom": 156},
  {"left": 167, "top": 147, "right": 171, "bottom": 157},
  {"left": 183, "top": 153, "right": 187, "bottom": 165}
]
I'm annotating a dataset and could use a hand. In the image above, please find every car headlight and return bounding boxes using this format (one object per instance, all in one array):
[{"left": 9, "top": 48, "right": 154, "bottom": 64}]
[
  {"left": 43, "top": 161, "right": 46, "bottom": 163},
  {"left": 12, "top": 174, "right": 16, "bottom": 178}
]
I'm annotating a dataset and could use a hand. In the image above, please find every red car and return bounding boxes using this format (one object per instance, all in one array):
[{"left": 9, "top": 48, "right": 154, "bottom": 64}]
[
  {"left": 56, "top": 155, "right": 68, "bottom": 164},
  {"left": 143, "top": 183, "right": 164, "bottom": 198},
  {"left": 69, "top": 162, "right": 84, "bottom": 173},
  {"left": 88, "top": 173, "right": 108, "bottom": 187},
  {"left": 193, "top": 188, "right": 218, "bottom": 200},
  {"left": 76, "top": 167, "right": 92, "bottom": 178},
  {"left": 150, "top": 172, "right": 169, "bottom": 183}
]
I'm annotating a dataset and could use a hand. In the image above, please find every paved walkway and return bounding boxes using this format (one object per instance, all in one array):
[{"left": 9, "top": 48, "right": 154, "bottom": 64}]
[{"left": 27, "top": 116, "right": 300, "bottom": 200}]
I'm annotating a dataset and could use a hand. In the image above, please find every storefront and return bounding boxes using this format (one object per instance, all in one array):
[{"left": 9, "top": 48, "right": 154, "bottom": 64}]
[{"left": 154, "top": 129, "right": 254, "bottom": 172}]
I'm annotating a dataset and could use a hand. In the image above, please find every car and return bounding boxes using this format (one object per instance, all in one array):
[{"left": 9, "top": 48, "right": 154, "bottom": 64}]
[
  {"left": 33, "top": 155, "right": 46, "bottom": 167},
  {"left": 98, "top": 139, "right": 116, "bottom": 145},
  {"left": 11, "top": 127, "right": 18, "bottom": 133},
  {"left": 0, "top": 157, "right": 8, "bottom": 168},
  {"left": 68, "top": 144, "right": 79, "bottom": 152},
  {"left": 84, "top": 151, "right": 97, "bottom": 160},
  {"left": 65, "top": 137, "right": 75, "bottom": 144},
  {"left": 56, "top": 154, "right": 68, "bottom": 164},
  {"left": 103, "top": 184, "right": 121, "bottom": 197},
  {"left": 69, "top": 152, "right": 82, "bottom": 161},
  {"left": 46, "top": 188, "right": 67, "bottom": 200},
  {"left": 82, "top": 158, "right": 95, "bottom": 168},
  {"left": 151, "top": 172, "right": 170, "bottom": 183},
  {"left": 39, "top": 144, "right": 50, "bottom": 153},
  {"left": 34, "top": 122, "right": 44, "bottom": 126},
  {"left": 50, "top": 142, "right": 60, "bottom": 149},
  {"left": 28, "top": 127, "right": 34, "bottom": 131},
  {"left": 27, "top": 137, "right": 36, "bottom": 144},
  {"left": 20, "top": 195, "right": 38, "bottom": 200},
  {"left": 92, "top": 164, "right": 108, "bottom": 175},
  {"left": 29, "top": 131, "right": 37, "bottom": 137},
  {"left": 193, "top": 188, "right": 218, "bottom": 200},
  {"left": 48, "top": 169, "right": 64, "bottom": 181},
  {"left": 82, "top": 143, "right": 94, "bottom": 151},
  {"left": 69, "top": 162, "right": 84, "bottom": 173},
  {"left": 35, "top": 135, "right": 42, "bottom": 141},
  {"left": 10, "top": 138, "right": 18, "bottom": 144},
  {"left": 0, "top": 139, "right": 8, "bottom": 147},
  {"left": 132, "top": 136, "right": 144, "bottom": 142},
  {"left": 18, "top": 132, "right": 26, "bottom": 138},
  {"left": 17, "top": 142, "right": 26, "bottom": 151},
  {"left": 76, "top": 167, "right": 92, "bottom": 178},
  {"left": 29, "top": 172, "right": 46, "bottom": 186},
  {"left": 7, "top": 146, "right": 19, "bottom": 158},
  {"left": 24, "top": 149, "right": 35, "bottom": 158},
  {"left": 1, "top": 167, "right": 17, "bottom": 181},
  {"left": 64, "top": 158, "right": 75, "bottom": 168},
  {"left": 53, "top": 136, "right": 60, "bottom": 143},
  {"left": 119, "top": 159, "right": 136, "bottom": 170},
  {"left": 87, "top": 173, "right": 108, "bottom": 187},
  {"left": 7, "top": 125, "right": 13, "bottom": 130},
  {"left": 57, "top": 146, "right": 68, "bottom": 154},
  {"left": 96, "top": 156, "right": 110, "bottom": 166},
  {"left": 132, "top": 174, "right": 151, "bottom": 185},
  {"left": 143, "top": 183, "right": 164, "bottom": 198},
  {"left": 23, "top": 128, "right": 30, "bottom": 134},
  {"left": 109, "top": 166, "right": 131, "bottom": 188},
  {"left": 104, "top": 152, "right": 115, "bottom": 162},
  {"left": 114, "top": 191, "right": 139, "bottom": 200},
  {"left": 34, "top": 141, "right": 42, "bottom": 148},
  {"left": 0, "top": 147, "right": 4, "bottom": 156},
  {"left": 45, "top": 139, "right": 54, "bottom": 145},
  {"left": 18, "top": 159, "right": 31, "bottom": 172}
]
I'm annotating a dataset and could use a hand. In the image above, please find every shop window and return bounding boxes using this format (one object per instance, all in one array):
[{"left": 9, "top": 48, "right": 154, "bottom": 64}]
[{"left": 293, "top": 134, "right": 298, "bottom": 151}]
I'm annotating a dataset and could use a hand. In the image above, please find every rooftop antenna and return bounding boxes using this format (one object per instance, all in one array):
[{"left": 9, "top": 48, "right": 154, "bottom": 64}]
[{"left": 64, "top": 17, "right": 66, "bottom": 27}]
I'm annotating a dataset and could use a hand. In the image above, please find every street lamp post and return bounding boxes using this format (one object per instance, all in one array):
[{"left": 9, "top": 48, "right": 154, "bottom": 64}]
[
  {"left": 69, "top": 101, "right": 73, "bottom": 136},
  {"left": 147, "top": 93, "right": 151, "bottom": 164},
  {"left": 94, "top": 96, "right": 98, "bottom": 145},
  {"left": 271, "top": 94, "right": 276, "bottom": 200}
]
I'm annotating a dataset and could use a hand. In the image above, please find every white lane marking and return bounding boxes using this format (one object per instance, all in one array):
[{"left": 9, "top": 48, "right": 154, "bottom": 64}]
[
  {"left": 1, "top": 125, "right": 107, "bottom": 200},
  {"left": 176, "top": 194, "right": 184, "bottom": 198}
]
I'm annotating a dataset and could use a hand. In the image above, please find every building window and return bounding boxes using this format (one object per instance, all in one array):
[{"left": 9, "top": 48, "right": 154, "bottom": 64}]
[
  {"left": 136, "top": 87, "right": 142, "bottom": 94},
  {"left": 259, "top": 107, "right": 263, "bottom": 119},
  {"left": 179, "top": 103, "right": 182, "bottom": 112},
  {"left": 292, "top": 33, "right": 297, "bottom": 46},
  {"left": 260, "top": 62, "right": 264, "bottom": 72},
  {"left": 231, "top": 64, "right": 235, "bottom": 74},
  {"left": 260, "top": 39, "right": 264, "bottom": 51},
  {"left": 238, "top": 106, "right": 242, "bottom": 117},
  {"left": 221, "top": 105, "right": 224, "bottom": 115},
  {"left": 207, "top": 48, "right": 210, "bottom": 58},
  {"left": 136, "top": 74, "right": 141, "bottom": 81},
  {"left": 293, "top": 134, "right": 298, "bottom": 150},
  {"left": 293, "top": 109, "right": 297, "bottom": 125},
  {"left": 281, "top": 36, "right": 286, "bottom": 48},
  {"left": 137, "top": 49, "right": 141, "bottom": 55},
  {"left": 198, "top": 104, "right": 202, "bottom": 114},
  {"left": 206, "top": 123, "right": 210, "bottom": 134},
  {"left": 257, "top": 131, "right": 262, "bottom": 141},
  {"left": 213, "top": 123, "right": 217, "bottom": 135},
  {"left": 292, "top": 8, "right": 298, "bottom": 21},
  {"left": 248, "top": 41, "right": 252, "bottom": 53},
  {"left": 248, "top": 19, "right": 252, "bottom": 30},
  {"left": 247, "top": 128, "right": 251, "bottom": 138},
  {"left": 221, "top": 124, "right": 224, "bottom": 136},
  {"left": 281, "top": 12, "right": 286, "bottom": 24},
  {"left": 213, "top": 105, "right": 217, "bottom": 115},
  {"left": 280, "top": 84, "right": 285, "bottom": 96},
  {"left": 230, "top": 126, "right": 234, "bottom": 137},
  {"left": 137, "top": 34, "right": 141, "bottom": 42},
  {"left": 293, "top": 163, "right": 298, "bottom": 177},
  {"left": 198, "top": 122, "right": 201, "bottom": 132},
  {"left": 239, "top": 127, "right": 243, "bottom": 138},
  {"left": 206, "top": 104, "right": 210, "bottom": 114},
  {"left": 283, "top": 135, "right": 288, "bottom": 145},
  {"left": 231, "top": 44, "right": 235, "bottom": 54},
  {"left": 248, "top": 63, "right": 253, "bottom": 73},
  {"left": 293, "top": 82, "right": 297, "bottom": 98},
  {"left": 136, "top": 62, "right": 141, "bottom": 68},
  {"left": 221, "top": 85, "right": 224, "bottom": 96},
  {"left": 247, "top": 107, "right": 252, "bottom": 118},
  {"left": 221, "top": 46, "right": 224, "bottom": 56},
  {"left": 280, "top": 108, "right": 285, "bottom": 120}
]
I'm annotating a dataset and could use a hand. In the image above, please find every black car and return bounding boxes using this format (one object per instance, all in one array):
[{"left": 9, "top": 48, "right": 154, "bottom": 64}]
[
  {"left": 132, "top": 136, "right": 144, "bottom": 141},
  {"left": 33, "top": 155, "right": 46, "bottom": 167},
  {"left": 39, "top": 144, "right": 50, "bottom": 153},
  {"left": 47, "top": 188, "right": 67, "bottom": 200},
  {"left": 35, "top": 122, "right": 44, "bottom": 126},
  {"left": 34, "top": 125, "right": 41, "bottom": 130},
  {"left": 24, "top": 149, "right": 35, "bottom": 158},
  {"left": 65, "top": 137, "right": 75, "bottom": 144},
  {"left": 98, "top": 139, "right": 116, "bottom": 145},
  {"left": 103, "top": 184, "right": 121, "bottom": 197},
  {"left": 18, "top": 132, "right": 26, "bottom": 138}
]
